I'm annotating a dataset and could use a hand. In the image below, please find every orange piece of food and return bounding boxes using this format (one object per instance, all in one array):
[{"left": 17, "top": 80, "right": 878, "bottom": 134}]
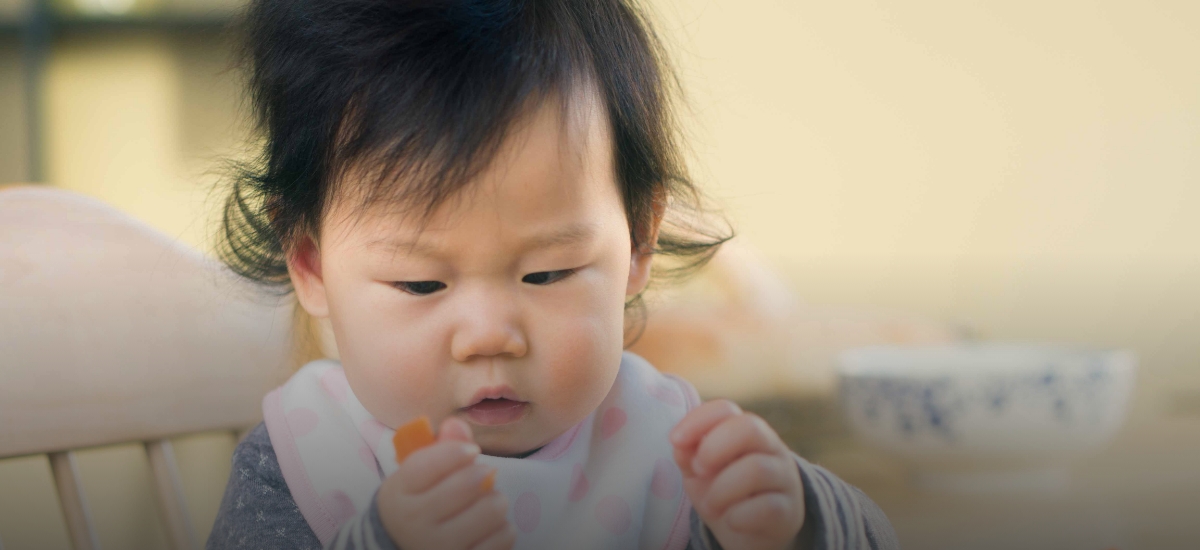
[
  {"left": 481, "top": 470, "right": 496, "bottom": 492},
  {"left": 392, "top": 415, "right": 436, "bottom": 464}
]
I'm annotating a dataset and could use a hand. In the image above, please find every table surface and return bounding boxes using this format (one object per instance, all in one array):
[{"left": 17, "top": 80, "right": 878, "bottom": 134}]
[{"left": 798, "top": 412, "right": 1200, "bottom": 550}]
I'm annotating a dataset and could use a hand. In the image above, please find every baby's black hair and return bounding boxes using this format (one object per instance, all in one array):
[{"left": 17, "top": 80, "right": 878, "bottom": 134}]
[{"left": 218, "top": 0, "right": 732, "bottom": 336}]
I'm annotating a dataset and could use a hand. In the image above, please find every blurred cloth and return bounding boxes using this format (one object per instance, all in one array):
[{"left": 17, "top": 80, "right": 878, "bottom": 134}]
[{"left": 629, "top": 244, "right": 967, "bottom": 401}]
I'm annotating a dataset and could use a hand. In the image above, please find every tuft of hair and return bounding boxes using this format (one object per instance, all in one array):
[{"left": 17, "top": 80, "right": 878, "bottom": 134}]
[{"left": 217, "top": 0, "right": 733, "bottom": 341}]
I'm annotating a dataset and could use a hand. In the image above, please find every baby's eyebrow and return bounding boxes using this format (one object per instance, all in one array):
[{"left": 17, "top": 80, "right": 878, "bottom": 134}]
[
  {"left": 364, "top": 223, "right": 598, "bottom": 257},
  {"left": 524, "top": 223, "right": 598, "bottom": 250},
  {"left": 365, "top": 236, "right": 439, "bottom": 257}
]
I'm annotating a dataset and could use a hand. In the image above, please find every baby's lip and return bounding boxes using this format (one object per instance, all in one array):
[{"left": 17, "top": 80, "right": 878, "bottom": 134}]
[
  {"left": 459, "top": 385, "right": 529, "bottom": 428},
  {"left": 463, "top": 385, "right": 525, "bottom": 408}
]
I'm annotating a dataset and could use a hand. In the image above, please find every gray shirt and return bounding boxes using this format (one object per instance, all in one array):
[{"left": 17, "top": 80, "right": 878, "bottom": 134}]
[{"left": 206, "top": 423, "right": 898, "bottom": 550}]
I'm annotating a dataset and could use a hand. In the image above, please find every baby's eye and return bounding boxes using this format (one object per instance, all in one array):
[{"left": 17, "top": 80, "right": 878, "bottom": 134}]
[
  {"left": 522, "top": 269, "right": 575, "bottom": 285},
  {"left": 393, "top": 281, "right": 447, "bottom": 296}
]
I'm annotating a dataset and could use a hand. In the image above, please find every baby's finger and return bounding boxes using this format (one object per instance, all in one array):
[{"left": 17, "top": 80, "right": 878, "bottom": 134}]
[
  {"left": 674, "top": 443, "right": 698, "bottom": 478},
  {"left": 469, "top": 523, "right": 517, "bottom": 550},
  {"left": 420, "top": 463, "right": 499, "bottom": 522},
  {"left": 724, "top": 492, "right": 799, "bottom": 536},
  {"left": 692, "top": 413, "right": 781, "bottom": 478},
  {"left": 697, "top": 453, "right": 793, "bottom": 519},
  {"left": 441, "top": 491, "right": 510, "bottom": 548},
  {"left": 439, "top": 416, "right": 474, "bottom": 444},
  {"left": 669, "top": 399, "right": 742, "bottom": 451},
  {"left": 397, "top": 440, "right": 481, "bottom": 494}
]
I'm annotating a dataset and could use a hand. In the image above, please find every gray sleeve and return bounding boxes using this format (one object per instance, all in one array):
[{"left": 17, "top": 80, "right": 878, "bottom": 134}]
[
  {"left": 686, "top": 507, "right": 719, "bottom": 550},
  {"left": 682, "top": 453, "right": 900, "bottom": 550},
  {"left": 206, "top": 423, "right": 399, "bottom": 550},
  {"left": 795, "top": 453, "right": 899, "bottom": 550}
]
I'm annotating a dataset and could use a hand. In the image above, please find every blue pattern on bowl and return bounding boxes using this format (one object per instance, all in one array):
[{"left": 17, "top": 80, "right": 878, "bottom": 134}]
[{"left": 840, "top": 356, "right": 1118, "bottom": 442}]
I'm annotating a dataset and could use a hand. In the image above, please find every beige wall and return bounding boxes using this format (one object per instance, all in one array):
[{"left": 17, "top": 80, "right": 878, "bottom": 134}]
[
  {"left": 41, "top": 30, "right": 247, "bottom": 252},
  {"left": 2, "top": 1, "right": 1198, "bottom": 547},
  {"left": 648, "top": 0, "right": 1200, "bottom": 415}
]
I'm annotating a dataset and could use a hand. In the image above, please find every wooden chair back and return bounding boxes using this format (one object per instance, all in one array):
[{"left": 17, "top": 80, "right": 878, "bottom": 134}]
[{"left": 0, "top": 186, "right": 296, "bottom": 550}]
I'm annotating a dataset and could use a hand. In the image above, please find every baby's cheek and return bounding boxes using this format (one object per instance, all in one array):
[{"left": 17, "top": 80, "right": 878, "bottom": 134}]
[
  {"left": 349, "top": 330, "right": 448, "bottom": 427},
  {"left": 533, "top": 316, "right": 622, "bottom": 426}
]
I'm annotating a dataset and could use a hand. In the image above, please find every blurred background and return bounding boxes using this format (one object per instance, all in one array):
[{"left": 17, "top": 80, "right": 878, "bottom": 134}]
[{"left": 1, "top": 0, "right": 1198, "bottom": 548}]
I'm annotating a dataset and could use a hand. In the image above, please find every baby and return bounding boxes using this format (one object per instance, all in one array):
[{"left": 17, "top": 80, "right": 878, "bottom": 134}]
[{"left": 208, "top": 0, "right": 898, "bottom": 549}]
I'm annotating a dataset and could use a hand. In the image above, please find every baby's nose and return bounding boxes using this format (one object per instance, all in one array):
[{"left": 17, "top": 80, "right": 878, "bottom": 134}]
[{"left": 449, "top": 294, "right": 528, "bottom": 362}]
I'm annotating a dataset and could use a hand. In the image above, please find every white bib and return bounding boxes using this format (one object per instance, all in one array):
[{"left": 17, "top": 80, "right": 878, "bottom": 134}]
[{"left": 263, "top": 352, "right": 700, "bottom": 550}]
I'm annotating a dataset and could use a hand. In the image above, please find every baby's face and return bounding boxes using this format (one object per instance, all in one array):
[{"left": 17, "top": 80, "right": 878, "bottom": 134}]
[{"left": 290, "top": 94, "right": 650, "bottom": 456}]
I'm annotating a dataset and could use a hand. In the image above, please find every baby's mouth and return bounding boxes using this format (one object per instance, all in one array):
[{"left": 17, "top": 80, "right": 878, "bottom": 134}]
[
  {"left": 462, "top": 398, "right": 528, "bottom": 426},
  {"left": 460, "top": 386, "right": 529, "bottom": 426}
]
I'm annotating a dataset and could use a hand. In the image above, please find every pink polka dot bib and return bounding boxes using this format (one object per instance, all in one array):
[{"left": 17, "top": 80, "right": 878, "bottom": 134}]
[{"left": 263, "top": 352, "right": 700, "bottom": 550}]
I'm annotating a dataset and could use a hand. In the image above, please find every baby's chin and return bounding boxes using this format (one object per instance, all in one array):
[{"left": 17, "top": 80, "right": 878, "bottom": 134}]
[
  {"left": 467, "top": 417, "right": 559, "bottom": 458},
  {"left": 474, "top": 428, "right": 547, "bottom": 458}
]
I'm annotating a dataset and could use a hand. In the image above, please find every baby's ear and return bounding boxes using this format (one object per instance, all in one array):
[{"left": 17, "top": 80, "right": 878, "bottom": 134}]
[
  {"left": 626, "top": 192, "right": 667, "bottom": 297},
  {"left": 287, "top": 234, "right": 331, "bottom": 318}
]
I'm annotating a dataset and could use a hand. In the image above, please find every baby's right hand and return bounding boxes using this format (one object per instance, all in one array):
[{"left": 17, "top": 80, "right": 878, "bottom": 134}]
[{"left": 376, "top": 417, "right": 515, "bottom": 550}]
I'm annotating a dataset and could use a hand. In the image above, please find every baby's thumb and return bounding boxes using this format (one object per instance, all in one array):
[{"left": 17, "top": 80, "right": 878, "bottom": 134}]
[{"left": 438, "top": 416, "right": 474, "bottom": 444}]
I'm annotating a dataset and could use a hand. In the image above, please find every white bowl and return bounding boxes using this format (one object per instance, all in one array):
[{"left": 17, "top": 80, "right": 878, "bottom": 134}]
[{"left": 837, "top": 343, "right": 1136, "bottom": 493}]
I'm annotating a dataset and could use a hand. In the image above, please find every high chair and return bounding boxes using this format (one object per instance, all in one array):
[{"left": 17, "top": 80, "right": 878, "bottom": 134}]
[{"left": 0, "top": 186, "right": 296, "bottom": 550}]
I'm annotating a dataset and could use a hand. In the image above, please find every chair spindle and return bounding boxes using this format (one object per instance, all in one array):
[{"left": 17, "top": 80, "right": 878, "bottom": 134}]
[
  {"left": 48, "top": 451, "right": 101, "bottom": 550},
  {"left": 145, "top": 440, "right": 199, "bottom": 550}
]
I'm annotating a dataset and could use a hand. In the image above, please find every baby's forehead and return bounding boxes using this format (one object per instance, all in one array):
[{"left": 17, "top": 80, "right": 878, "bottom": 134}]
[{"left": 326, "top": 194, "right": 616, "bottom": 264}]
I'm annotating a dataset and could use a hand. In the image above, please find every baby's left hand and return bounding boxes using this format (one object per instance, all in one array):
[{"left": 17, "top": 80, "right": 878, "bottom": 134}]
[{"left": 670, "top": 400, "right": 806, "bottom": 550}]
